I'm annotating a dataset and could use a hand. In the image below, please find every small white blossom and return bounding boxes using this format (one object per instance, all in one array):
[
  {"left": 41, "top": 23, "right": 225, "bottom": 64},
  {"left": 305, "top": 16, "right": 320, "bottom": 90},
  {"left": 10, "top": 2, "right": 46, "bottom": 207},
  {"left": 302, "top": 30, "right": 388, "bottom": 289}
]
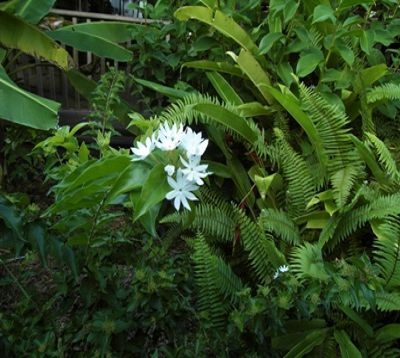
[
  {"left": 164, "top": 164, "right": 175, "bottom": 176},
  {"left": 180, "top": 127, "right": 209, "bottom": 156},
  {"left": 131, "top": 135, "right": 155, "bottom": 160},
  {"left": 155, "top": 122, "right": 184, "bottom": 151},
  {"left": 180, "top": 155, "right": 211, "bottom": 185},
  {"left": 166, "top": 169, "right": 199, "bottom": 211},
  {"left": 273, "top": 265, "right": 289, "bottom": 279}
]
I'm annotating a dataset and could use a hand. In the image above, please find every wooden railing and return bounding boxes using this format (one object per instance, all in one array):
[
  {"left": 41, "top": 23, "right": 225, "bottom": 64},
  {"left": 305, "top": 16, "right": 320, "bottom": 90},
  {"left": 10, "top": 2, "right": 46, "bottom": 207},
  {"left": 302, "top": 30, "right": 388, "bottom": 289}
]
[{"left": 11, "top": 8, "right": 155, "bottom": 110}]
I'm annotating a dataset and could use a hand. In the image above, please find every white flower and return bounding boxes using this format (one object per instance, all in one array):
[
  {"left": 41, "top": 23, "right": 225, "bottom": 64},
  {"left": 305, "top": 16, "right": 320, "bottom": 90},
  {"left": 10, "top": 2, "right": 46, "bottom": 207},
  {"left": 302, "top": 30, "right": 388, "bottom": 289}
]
[
  {"left": 180, "top": 127, "right": 209, "bottom": 156},
  {"left": 273, "top": 265, "right": 289, "bottom": 279},
  {"left": 131, "top": 135, "right": 155, "bottom": 160},
  {"left": 155, "top": 122, "right": 184, "bottom": 151},
  {"left": 180, "top": 155, "right": 211, "bottom": 185},
  {"left": 164, "top": 164, "right": 175, "bottom": 176},
  {"left": 165, "top": 169, "right": 199, "bottom": 211}
]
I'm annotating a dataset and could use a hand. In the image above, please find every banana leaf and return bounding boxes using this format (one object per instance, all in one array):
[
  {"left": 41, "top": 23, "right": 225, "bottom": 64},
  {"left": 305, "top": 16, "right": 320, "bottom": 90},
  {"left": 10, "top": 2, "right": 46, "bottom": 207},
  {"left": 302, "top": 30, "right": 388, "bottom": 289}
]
[{"left": 0, "top": 66, "right": 59, "bottom": 129}]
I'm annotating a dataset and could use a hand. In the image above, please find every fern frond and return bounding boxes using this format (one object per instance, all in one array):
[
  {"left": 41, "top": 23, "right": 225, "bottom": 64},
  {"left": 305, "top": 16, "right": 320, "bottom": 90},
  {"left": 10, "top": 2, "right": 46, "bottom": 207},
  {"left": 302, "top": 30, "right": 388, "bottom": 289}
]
[
  {"left": 290, "top": 243, "right": 330, "bottom": 281},
  {"left": 274, "top": 128, "right": 316, "bottom": 217},
  {"left": 376, "top": 291, "right": 400, "bottom": 311},
  {"left": 193, "top": 233, "right": 243, "bottom": 328},
  {"left": 367, "top": 83, "right": 400, "bottom": 104},
  {"left": 156, "top": 92, "right": 265, "bottom": 154},
  {"left": 299, "top": 84, "right": 362, "bottom": 208},
  {"left": 372, "top": 215, "right": 400, "bottom": 289},
  {"left": 365, "top": 132, "right": 400, "bottom": 182},
  {"left": 258, "top": 208, "right": 300, "bottom": 246},
  {"left": 328, "top": 193, "right": 400, "bottom": 250},
  {"left": 236, "top": 207, "right": 285, "bottom": 284}
]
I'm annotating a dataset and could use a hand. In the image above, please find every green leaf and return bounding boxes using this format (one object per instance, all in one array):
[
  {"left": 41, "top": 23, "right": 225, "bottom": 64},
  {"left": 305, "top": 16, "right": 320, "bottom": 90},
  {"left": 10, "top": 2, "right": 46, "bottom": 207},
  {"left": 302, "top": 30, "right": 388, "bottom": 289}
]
[
  {"left": 206, "top": 72, "right": 243, "bottom": 105},
  {"left": 193, "top": 102, "right": 258, "bottom": 143},
  {"left": 174, "top": 6, "right": 259, "bottom": 54},
  {"left": 312, "top": 4, "right": 336, "bottom": 24},
  {"left": 0, "top": 11, "right": 71, "bottom": 70},
  {"left": 335, "top": 40, "right": 354, "bottom": 66},
  {"left": 182, "top": 60, "right": 244, "bottom": 77},
  {"left": 48, "top": 23, "right": 135, "bottom": 62},
  {"left": 359, "top": 29, "right": 374, "bottom": 55},
  {"left": 338, "top": 304, "right": 374, "bottom": 337},
  {"left": 334, "top": 330, "right": 362, "bottom": 358},
  {"left": 0, "top": 196, "right": 24, "bottom": 241},
  {"left": 375, "top": 324, "right": 400, "bottom": 343},
  {"left": 9, "top": 0, "right": 56, "bottom": 24},
  {"left": 133, "top": 77, "right": 190, "bottom": 99},
  {"left": 133, "top": 164, "right": 170, "bottom": 221},
  {"left": 258, "top": 32, "right": 284, "bottom": 55},
  {"left": 296, "top": 48, "right": 324, "bottom": 77},
  {"left": 337, "top": 0, "right": 374, "bottom": 12},
  {"left": 284, "top": 329, "right": 327, "bottom": 358},
  {"left": 235, "top": 49, "right": 273, "bottom": 104},
  {"left": 0, "top": 66, "right": 59, "bottom": 130},
  {"left": 27, "top": 223, "right": 47, "bottom": 266}
]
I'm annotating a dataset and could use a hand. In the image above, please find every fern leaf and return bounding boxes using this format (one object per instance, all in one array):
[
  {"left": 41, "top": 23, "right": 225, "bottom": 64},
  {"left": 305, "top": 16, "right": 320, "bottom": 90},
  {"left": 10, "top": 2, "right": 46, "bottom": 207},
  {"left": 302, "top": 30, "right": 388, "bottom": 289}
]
[
  {"left": 290, "top": 243, "right": 330, "bottom": 281},
  {"left": 193, "top": 233, "right": 243, "bottom": 328},
  {"left": 236, "top": 207, "right": 285, "bottom": 284},
  {"left": 274, "top": 128, "right": 316, "bottom": 217},
  {"left": 376, "top": 291, "right": 400, "bottom": 311},
  {"left": 299, "top": 84, "right": 362, "bottom": 207},
  {"left": 371, "top": 215, "right": 400, "bottom": 289},
  {"left": 365, "top": 132, "right": 400, "bottom": 182},
  {"left": 331, "top": 165, "right": 360, "bottom": 209},
  {"left": 366, "top": 83, "right": 400, "bottom": 104},
  {"left": 259, "top": 208, "right": 300, "bottom": 245}
]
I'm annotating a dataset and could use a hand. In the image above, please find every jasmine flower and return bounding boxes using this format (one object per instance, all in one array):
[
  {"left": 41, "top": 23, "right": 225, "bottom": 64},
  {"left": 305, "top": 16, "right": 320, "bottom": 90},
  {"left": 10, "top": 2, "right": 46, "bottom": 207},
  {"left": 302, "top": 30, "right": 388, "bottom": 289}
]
[
  {"left": 166, "top": 169, "right": 199, "bottom": 211},
  {"left": 273, "top": 265, "right": 289, "bottom": 279},
  {"left": 180, "top": 127, "right": 209, "bottom": 156},
  {"left": 164, "top": 164, "right": 175, "bottom": 176},
  {"left": 155, "top": 122, "right": 184, "bottom": 151},
  {"left": 180, "top": 155, "right": 211, "bottom": 185},
  {"left": 131, "top": 135, "right": 155, "bottom": 161}
]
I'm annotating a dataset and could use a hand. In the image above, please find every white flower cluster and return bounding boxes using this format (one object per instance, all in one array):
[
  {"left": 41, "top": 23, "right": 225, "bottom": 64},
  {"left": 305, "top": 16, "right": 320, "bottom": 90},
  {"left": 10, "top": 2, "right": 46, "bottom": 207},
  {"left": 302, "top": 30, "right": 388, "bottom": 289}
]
[
  {"left": 273, "top": 265, "right": 289, "bottom": 280},
  {"left": 131, "top": 122, "right": 211, "bottom": 211}
]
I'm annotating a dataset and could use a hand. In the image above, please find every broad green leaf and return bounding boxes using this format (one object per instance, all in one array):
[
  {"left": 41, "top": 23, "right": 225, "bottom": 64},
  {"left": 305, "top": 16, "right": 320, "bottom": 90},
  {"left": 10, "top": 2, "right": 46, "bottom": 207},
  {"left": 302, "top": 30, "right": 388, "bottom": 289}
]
[
  {"left": 193, "top": 102, "right": 258, "bottom": 143},
  {"left": 254, "top": 173, "right": 282, "bottom": 200},
  {"left": 258, "top": 32, "right": 284, "bottom": 55},
  {"left": 312, "top": 4, "right": 336, "bottom": 24},
  {"left": 262, "top": 84, "right": 325, "bottom": 164},
  {"left": 335, "top": 40, "right": 355, "bottom": 66},
  {"left": 0, "top": 11, "right": 71, "bottom": 70},
  {"left": 133, "top": 77, "right": 190, "bottom": 99},
  {"left": 66, "top": 69, "right": 97, "bottom": 99},
  {"left": 338, "top": 304, "right": 374, "bottom": 337},
  {"left": 334, "top": 330, "right": 362, "bottom": 358},
  {"left": 133, "top": 164, "right": 170, "bottom": 220},
  {"left": 48, "top": 24, "right": 134, "bottom": 62},
  {"left": 0, "top": 196, "right": 24, "bottom": 241},
  {"left": 359, "top": 29, "right": 374, "bottom": 55},
  {"left": 276, "top": 62, "right": 295, "bottom": 86},
  {"left": 104, "top": 161, "right": 151, "bottom": 205},
  {"left": 57, "top": 156, "right": 131, "bottom": 193},
  {"left": 0, "top": 66, "right": 59, "bottom": 129},
  {"left": 337, "top": 0, "right": 374, "bottom": 12},
  {"left": 9, "top": 0, "right": 56, "bottom": 24},
  {"left": 359, "top": 64, "right": 388, "bottom": 88},
  {"left": 350, "top": 135, "right": 388, "bottom": 184},
  {"left": 27, "top": 223, "right": 47, "bottom": 266},
  {"left": 296, "top": 48, "right": 324, "bottom": 77},
  {"left": 174, "top": 6, "right": 259, "bottom": 54},
  {"left": 235, "top": 49, "right": 273, "bottom": 104},
  {"left": 284, "top": 329, "right": 327, "bottom": 358},
  {"left": 206, "top": 72, "right": 243, "bottom": 105},
  {"left": 283, "top": 0, "right": 299, "bottom": 23},
  {"left": 182, "top": 60, "right": 244, "bottom": 77},
  {"left": 238, "top": 102, "right": 273, "bottom": 117},
  {"left": 375, "top": 324, "right": 400, "bottom": 343}
]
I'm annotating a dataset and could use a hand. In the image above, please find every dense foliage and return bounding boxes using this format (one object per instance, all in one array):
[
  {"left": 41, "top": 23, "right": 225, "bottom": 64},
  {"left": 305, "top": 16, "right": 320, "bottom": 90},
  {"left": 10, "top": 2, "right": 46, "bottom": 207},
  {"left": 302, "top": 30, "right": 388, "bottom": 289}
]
[{"left": 1, "top": 0, "right": 400, "bottom": 356}]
